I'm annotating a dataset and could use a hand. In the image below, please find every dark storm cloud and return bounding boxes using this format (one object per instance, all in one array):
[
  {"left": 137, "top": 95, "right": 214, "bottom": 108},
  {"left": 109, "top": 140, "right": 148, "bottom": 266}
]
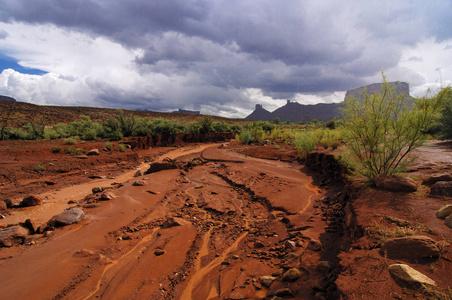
[{"left": 1, "top": 0, "right": 451, "bottom": 115}]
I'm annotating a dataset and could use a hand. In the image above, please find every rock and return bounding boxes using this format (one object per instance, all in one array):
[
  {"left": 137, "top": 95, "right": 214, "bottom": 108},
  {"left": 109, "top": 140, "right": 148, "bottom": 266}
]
[
  {"left": 430, "top": 181, "right": 452, "bottom": 197},
  {"left": 374, "top": 174, "right": 418, "bottom": 193},
  {"left": 0, "top": 226, "right": 29, "bottom": 247},
  {"left": 436, "top": 204, "right": 452, "bottom": 219},
  {"left": 0, "top": 201, "right": 6, "bottom": 210},
  {"left": 282, "top": 268, "right": 302, "bottom": 282},
  {"left": 161, "top": 217, "right": 183, "bottom": 229},
  {"left": 74, "top": 249, "right": 96, "bottom": 257},
  {"left": 132, "top": 180, "right": 147, "bottom": 186},
  {"left": 75, "top": 155, "right": 88, "bottom": 159},
  {"left": 134, "top": 170, "right": 143, "bottom": 177},
  {"left": 36, "top": 223, "right": 47, "bottom": 234},
  {"left": 21, "top": 195, "right": 43, "bottom": 207},
  {"left": 4, "top": 198, "right": 21, "bottom": 208},
  {"left": 422, "top": 174, "right": 452, "bottom": 186},
  {"left": 268, "top": 212, "right": 277, "bottom": 220},
  {"left": 380, "top": 236, "right": 440, "bottom": 260},
  {"left": 254, "top": 241, "right": 265, "bottom": 249},
  {"left": 100, "top": 192, "right": 116, "bottom": 201},
  {"left": 317, "top": 261, "right": 331, "bottom": 272},
  {"left": 274, "top": 288, "right": 295, "bottom": 297},
  {"left": 259, "top": 275, "right": 277, "bottom": 288},
  {"left": 92, "top": 187, "right": 103, "bottom": 194},
  {"left": 24, "top": 219, "right": 39, "bottom": 234},
  {"left": 50, "top": 208, "right": 86, "bottom": 226},
  {"left": 45, "top": 180, "right": 55, "bottom": 185},
  {"left": 389, "top": 264, "right": 436, "bottom": 288},
  {"left": 284, "top": 240, "right": 297, "bottom": 251},
  {"left": 154, "top": 249, "right": 165, "bottom": 256},
  {"left": 445, "top": 214, "right": 452, "bottom": 229},
  {"left": 145, "top": 161, "right": 179, "bottom": 174},
  {"left": 87, "top": 149, "right": 100, "bottom": 156},
  {"left": 307, "top": 239, "right": 323, "bottom": 251}
]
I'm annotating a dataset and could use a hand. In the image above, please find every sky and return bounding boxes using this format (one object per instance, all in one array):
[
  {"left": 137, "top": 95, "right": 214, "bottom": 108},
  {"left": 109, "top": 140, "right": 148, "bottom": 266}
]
[{"left": 0, "top": 1, "right": 451, "bottom": 118}]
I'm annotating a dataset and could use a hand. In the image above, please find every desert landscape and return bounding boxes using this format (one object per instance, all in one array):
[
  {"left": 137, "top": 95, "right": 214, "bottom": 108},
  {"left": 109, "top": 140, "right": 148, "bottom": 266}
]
[{"left": 1, "top": 127, "right": 452, "bottom": 299}]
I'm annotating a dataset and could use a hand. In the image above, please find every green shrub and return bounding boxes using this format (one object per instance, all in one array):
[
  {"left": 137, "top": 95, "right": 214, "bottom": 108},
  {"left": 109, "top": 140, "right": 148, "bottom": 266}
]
[
  {"left": 105, "top": 142, "right": 113, "bottom": 150},
  {"left": 64, "top": 138, "right": 77, "bottom": 145},
  {"left": 294, "top": 131, "right": 318, "bottom": 156},
  {"left": 75, "top": 148, "right": 86, "bottom": 155},
  {"left": 65, "top": 147, "right": 75, "bottom": 155},
  {"left": 33, "top": 165, "right": 45, "bottom": 172},
  {"left": 51, "top": 146, "right": 62, "bottom": 154},
  {"left": 117, "top": 144, "right": 126, "bottom": 152},
  {"left": 238, "top": 129, "right": 253, "bottom": 145}
]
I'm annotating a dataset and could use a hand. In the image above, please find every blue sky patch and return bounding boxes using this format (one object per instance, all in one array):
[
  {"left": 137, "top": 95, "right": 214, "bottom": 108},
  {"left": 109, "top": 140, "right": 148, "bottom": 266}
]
[{"left": 0, "top": 54, "right": 47, "bottom": 75}]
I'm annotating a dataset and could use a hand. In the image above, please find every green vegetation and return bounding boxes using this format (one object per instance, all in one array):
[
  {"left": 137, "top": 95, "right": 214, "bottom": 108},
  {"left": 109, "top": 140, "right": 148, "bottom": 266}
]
[
  {"left": 33, "top": 165, "right": 45, "bottom": 172},
  {"left": 51, "top": 146, "right": 62, "bottom": 154},
  {"left": 117, "top": 144, "right": 126, "bottom": 152},
  {"left": 437, "top": 87, "right": 452, "bottom": 139},
  {"left": 341, "top": 73, "right": 444, "bottom": 180}
]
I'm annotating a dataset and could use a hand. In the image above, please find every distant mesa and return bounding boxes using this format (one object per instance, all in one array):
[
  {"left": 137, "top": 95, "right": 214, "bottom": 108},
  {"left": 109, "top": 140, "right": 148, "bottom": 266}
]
[
  {"left": 0, "top": 95, "right": 16, "bottom": 102},
  {"left": 172, "top": 109, "right": 200, "bottom": 115},
  {"left": 245, "top": 81, "right": 413, "bottom": 123}
]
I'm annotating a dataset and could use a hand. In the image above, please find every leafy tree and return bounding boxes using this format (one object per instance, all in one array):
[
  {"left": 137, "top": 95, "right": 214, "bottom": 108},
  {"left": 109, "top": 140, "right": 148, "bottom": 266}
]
[
  {"left": 438, "top": 87, "right": 452, "bottom": 139},
  {"left": 341, "top": 73, "right": 443, "bottom": 180}
]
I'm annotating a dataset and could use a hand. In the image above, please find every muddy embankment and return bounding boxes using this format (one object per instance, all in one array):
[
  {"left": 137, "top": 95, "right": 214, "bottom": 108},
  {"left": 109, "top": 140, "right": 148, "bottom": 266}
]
[{"left": 127, "top": 132, "right": 236, "bottom": 149}]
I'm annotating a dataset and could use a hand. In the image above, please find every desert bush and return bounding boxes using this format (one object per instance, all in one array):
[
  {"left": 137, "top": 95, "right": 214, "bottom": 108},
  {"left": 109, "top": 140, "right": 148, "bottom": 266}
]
[
  {"left": 341, "top": 73, "right": 443, "bottom": 180},
  {"left": 75, "top": 148, "right": 86, "bottom": 155},
  {"left": 33, "top": 165, "right": 45, "bottom": 172},
  {"left": 319, "top": 129, "right": 342, "bottom": 149},
  {"left": 64, "top": 138, "right": 77, "bottom": 145},
  {"left": 65, "top": 147, "right": 75, "bottom": 155},
  {"left": 294, "top": 130, "right": 318, "bottom": 156},
  {"left": 238, "top": 129, "right": 253, "bottom": 145},
  {"left": 105, "top": 142, "right": 113, "bottom": 150},
  {"left": 117, "top": 144, "right": 126, "bottom": 152},
  {"left": 51, "top": 146, "right": 62, "bottom": 154},
  {"left": 437, "top": 86, "right": 452, "bottom": 139},
  {"left": 199, "top": 115, "right": 213, "bottom": 134},
  {"left": 116, "top": 109, "right": 139, "bottom": 137}
]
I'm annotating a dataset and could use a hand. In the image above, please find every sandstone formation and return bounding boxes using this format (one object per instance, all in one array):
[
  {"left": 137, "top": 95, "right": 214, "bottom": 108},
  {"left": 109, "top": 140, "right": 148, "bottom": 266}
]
[
  {"left": 21, "top": 195, "right": 43, "bottom": 207},
  {"left": 388, "top": 264, "right": 436, "bottom": 288},
  {"left": 374, "top": 174, "right": 418, "bottom": 192},
  {"left": 380, "top": 236, "right": 440, "bottom": 260}
]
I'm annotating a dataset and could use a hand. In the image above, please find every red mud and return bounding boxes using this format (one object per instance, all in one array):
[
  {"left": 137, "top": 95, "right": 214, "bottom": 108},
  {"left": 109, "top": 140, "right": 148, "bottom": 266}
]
[{"left": 0, "top": 139, "right": 451, "bottom": 299}]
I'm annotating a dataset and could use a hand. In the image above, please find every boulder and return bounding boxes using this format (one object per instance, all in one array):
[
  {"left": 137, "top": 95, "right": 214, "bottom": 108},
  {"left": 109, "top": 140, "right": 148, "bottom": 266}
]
[
  {"left": 154, "top": 249, "right": 165, "bottom": 256},
  {"left": 92, "top": 187, "right": 103, "bottom": 194},
  {"left": 422, "top": 174, "right": 452, "bottom": 186},
  {"left": 134, "top": 170, "right": 143, "bottom": 177},
  {"left": 4, "top": 198, "right": 21, "bottom": 208},
  {"left": 0, "top": 226, "right": 29, "bottom": 247},
  {"left": 380, "top": 236, "right": 440, "bottom": 260},
  {"left": 87, "top": 149, "right": 100, "bottom": 156},
  {"left": 145, "top": 161, "right": 179, "bottom": 174},
  {"left": 430, "top": 181, "right": 452, "bottom": 197},
  {"left": 100, "top": 192, "right": 116, "bottom": 201},
  {"left": 374, "top": 174, "right": 417, "bottom": 193},
  {"left": 307, "top": 239, "right": 323, "bottom": 251},
  {"left": 254, "top": 241, "right": 265, "bottom": 249},
  {"left": 50, "top": 208, "right": 86, "bottom": 226},
  {"left": 389, "top": 264, "right": 436, "bottom": 288},
  {"left": 259, "top": 275, "right": 277, "bottom": 288},
  {"left": 436, "top": 204, "right": 452, "bottom": 219},
  {"left": 21, "top": 195, "right": 43, "bottom": 207},
  {"left": 132, "top": 180, "right": 147, "bottom": 186},
  {"left": 445, "top": 214, "right": 452, "bottom": 229},
  {"left": 282, "top": 268, "right": 302, "bottom": 282},
  {"left": 24, "top": 219, "right": 40, "bottom": 234},
  {"left": 161, "top": 217, "right": 183, "bottom": 229}
]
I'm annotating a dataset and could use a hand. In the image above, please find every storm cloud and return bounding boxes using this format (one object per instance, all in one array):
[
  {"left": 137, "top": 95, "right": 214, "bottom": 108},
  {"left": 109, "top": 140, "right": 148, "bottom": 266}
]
[{"left": 0, "top": 0, "right": 451, "bottom": 117}]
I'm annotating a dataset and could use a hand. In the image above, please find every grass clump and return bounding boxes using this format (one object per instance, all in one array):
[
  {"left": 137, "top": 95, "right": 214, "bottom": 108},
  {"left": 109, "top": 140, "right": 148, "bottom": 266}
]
[
  {"left": 33, "top": 164, "right": 45, "bottom": 172},
  {"left": 51, "top": 146, "right": 62, "bottom": 154}
]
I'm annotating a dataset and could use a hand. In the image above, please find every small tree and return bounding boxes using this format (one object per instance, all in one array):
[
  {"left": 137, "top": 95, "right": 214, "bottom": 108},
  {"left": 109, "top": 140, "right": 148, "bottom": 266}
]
[
  {"left": 438, "top": 87, "right": 452, "bottom": 139},
  {"left": 341, "top": 73, "right": 443, "bottom": 180}
]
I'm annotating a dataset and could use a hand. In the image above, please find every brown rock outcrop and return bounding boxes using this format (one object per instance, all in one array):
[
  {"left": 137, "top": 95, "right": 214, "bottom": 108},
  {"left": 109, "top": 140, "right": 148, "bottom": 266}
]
[
  {"left": 380, "top": 236, "right": 440, "bottom": 260},
  {"left": 374, "top": 174, "right": 417, "bottom": 193},
  {"left": 21, "top": 195, "right": 43, "bottom": 207}
]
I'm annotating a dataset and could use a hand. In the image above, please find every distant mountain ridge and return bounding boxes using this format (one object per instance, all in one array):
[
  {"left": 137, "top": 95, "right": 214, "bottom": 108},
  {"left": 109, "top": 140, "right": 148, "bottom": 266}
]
[
  {"left": 0, "top": 95, "right": 16, "bottom": 102},
  {"left": 245, "top": 81, "right": 413, "bottom": 122}
]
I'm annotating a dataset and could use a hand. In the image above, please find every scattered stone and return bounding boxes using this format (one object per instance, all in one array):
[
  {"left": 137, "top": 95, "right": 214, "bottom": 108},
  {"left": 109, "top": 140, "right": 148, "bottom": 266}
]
[
  {"left": 154, "top": 249, "right": 165, "bottom": 256},
  {"left": 430, "top": 181, "right": 452, "bottom": 197},
  {"left": 274, "top": 288, "right": 295, "bottom": 297},
  {"left": 436, "top": 204, "right": 452, "bottom": 219},
  {"left": 134, "top": 170, "right": 143, "bottom": 177},
  {"left": 50, "top": 208, "right": 86, "bottom": 226},
  {"left": 259, "top": 275, "right": 277, "bottom": 288},
  {"left": 422, "top": 174, "right": 452, "bottom": 186},
  {"left": 67, "top": 200, "right": 77, "bottom": 204},
  {"left": 100, "top": 192, "right": 116, "bottom": 201},
  {"left": 146, "top": 190, "right": 161, "bottom": 195},
  {"left": 389, "top": 264, "right": 436, "bottom": 288},
  {"left": 4, "top": 198, "right": 21, "bottom": 208},
  {"left": 88, "top": 175, "right": 106, "bottom": 179},
  {"left": 254, "top": 241, "right": 265, "bottom": 249},
  {"left": 0, "top": 201, "right": 6, "bottom": 210},
  {"left": 445, "top": 214, "right": 452, "bottom": 229},
  {"left": 24, "top": 219, "right": 39, "bottom": 234},
  {"left": 132, "top": 180, "right": 147, "bottom": 186},
  {"left": 74, "top": 249, "right": 96, "bottom": 257},
  {"left": 122, "top": 234, "right": 132, "bottom": 240},
  {"left": 0, "top": 226, "right": 29, "bottom": 247},
  {"left": 307, "top": 239, "right": 323, "bottom": 251},
  {"left": 75, "top": 155, "right": 88, "bottom": 159},
  {"left": 145, "top": 161, "right": 179, "bottom": 174},
  {"left": 36, "top": 223, "right": 47, "bottom": 234},
  {"left": 87, "top": 149, "right": 100, "bottom": 156},
  {"left": 282, "top": 268, "right": 302, "bottom": 282},
  {"left": 92, "top": 187, "right": 103, "bottom": 194},
  {"left": 380, "top": 236, "right": 440, "bottom": 260},
  {"left": 284, "top": 240, "right": 297, "bottom": 251},
  {"left": 43, "top": 230, "right": 53, "bottom": 237},
  {"left": 374, "top": 174, "right": 418, "bottom": 193},
  {"left": 45, "top": 180, "right": 56, "bottom": 185},
  {"left": 268, "top": 212, "right": 277, "bottom": 221},
  {"left": 21, "top": 195, "right": 43, "bottom": 207},
  {"left": 83, "top": 203, "right": 101, "bottom": 209},
  {"left": 161, "top": 217, "right": 183, "bottom": 229},
  {"left": 317, "top": 261, "right": 331, "bottom": 272}
]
